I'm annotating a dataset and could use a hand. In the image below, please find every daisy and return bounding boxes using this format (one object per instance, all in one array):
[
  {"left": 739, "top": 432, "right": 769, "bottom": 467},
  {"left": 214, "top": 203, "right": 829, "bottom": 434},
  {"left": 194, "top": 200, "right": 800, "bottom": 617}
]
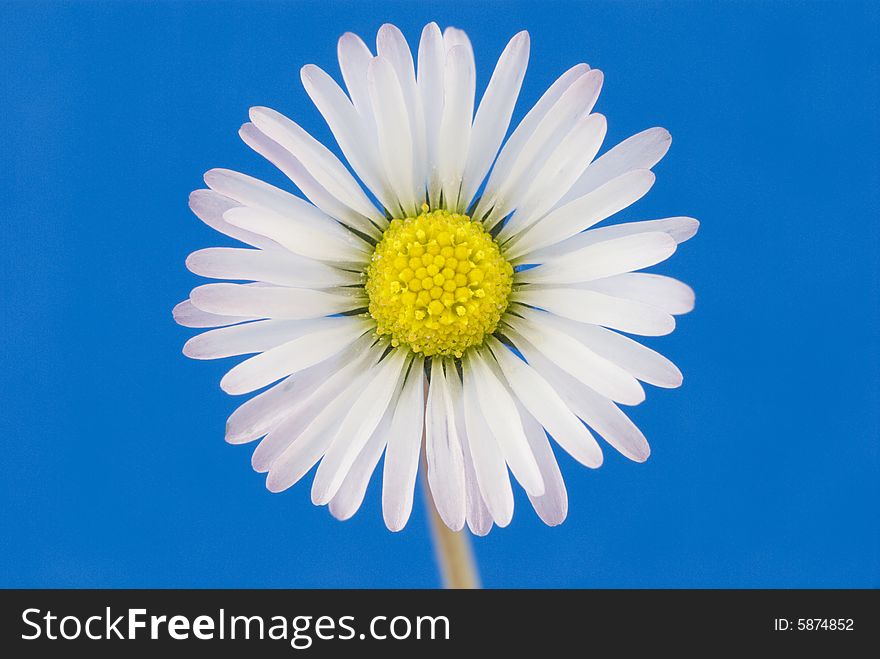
[{"left": 174, "top": 23, "right": 698, "bottom": 539}]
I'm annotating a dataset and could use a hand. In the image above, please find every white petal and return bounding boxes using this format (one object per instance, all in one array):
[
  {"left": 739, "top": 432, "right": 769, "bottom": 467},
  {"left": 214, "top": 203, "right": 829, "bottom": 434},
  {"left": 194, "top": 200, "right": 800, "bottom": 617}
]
[
  {"left": 459, "top": 31, "right": 530, "bottom": 210},
  {"left": 424, "top": 359, "right": 467, "bottom": 531},
  {"left": 226, "top": 334, "right": 375, "bottom": 445},
  {"left": 560, "top": 127, "right": 671, "bottom": 205},
  {"left": 486, "top": 336, "right": 602, "bottom": 468},
  {"left": 475, "top": 62, "right": 589, "bottom": 215},
  {"left": 173, "top": 299, "right": 256, "bottom": 328},
  {"left": 204, "top": 168, "right": 351, "bottom": 237},
  {"left": 382, "top": 356, "right": 426, "bottom": 532},
  {"left": 300, "top": 64, "right": 397, "bottom": 213},
  {"left": 328, "top": 381, "right": 399, "bottom": 521},
  {"left": 226, "top": 376, "right": 296, "bottom": 446},
  {"left": 582, "top": 273, "right": 695, "bottom": 315},
  {"left": 479, "top": 69, "right": 604, "bottom": 228},
  {"left": 506, "top": 311, "right": 645, "bottom": 405},
  {"left": 417, "top": 22, "right": 445, "bottom": 207},
  {"left": 512, "top": 288, "right": 675, "bottom": 336},
  {"left": 337, "top": 31, "right": 375, "bottom": 127},
  {"left": 205, "top": 167, "right": 372, "bottom": 255},
  {"left": 507, "top": 328, "right": 650, "bottom": 461},
  {"left": 189, "top": 282, "right": 364, "bottom": 320},
  {"left": 546, "top": 318, "right": 683, "bottom": 389},
  {"left": 185, "top": 247, "right": 361, "bottom": 288},
  {"left": 516, "top": 402, "right": 568, "bottom": 526},
  {"left": 263, "top": 398, "right": 348, "bottom": 493},
  {"left": 264, "top": 356, "right": 379, "bottom": 492},
  {"left": 505, "top": 169, "right": 655, "bottom": 260},
  {"left": 468, "top": 351, "right": 544, "bottom": 496},
  {"left": 443, "top": 27, "right": 473, "bottom": 61},
  {"left": 189, "top": 188, "right": 278, "bottom": 250},
  {"left": 498, "top": 113, "right": 607, "bottom": 242},
  {"left": 377, "top": 24, "right": 427, "bottom": 202},
  {"left": 246, "top": 107, "right": 384, "bottom": 228},
  {"left": 368, "top": 55, "right": 417, "bottom": 215},
  {"left": 312, "top": 350, "right": 410, "bottom": 505},
  {"left": 223, "top": 206, "right": 368, "bottom": 265},
  {"left": 515, "top": 231, "right": 677, "bottom": 286},
  {"left": 437, "top": 45, "right": 475, "bottom": 210},
  {"left": 239, "top": 124, "right": 379, "bottom": 240},
  {"left": 444, "top": 365, "right": 494, "bottom": 536},
  {"left": 522, "top": 216, "right": 699, "bottom": 264},
  {"left": 220, "top": 317, "right": 371, "bottom": 395},
  {"left": 251, "top": 337, "right": 381, "bottom": 466},
  {"left": 183, "top": 318, "right": 327, "bottom": 360},
  {"left": 462, "top": 360, "right": 513, "bottom": 527}
]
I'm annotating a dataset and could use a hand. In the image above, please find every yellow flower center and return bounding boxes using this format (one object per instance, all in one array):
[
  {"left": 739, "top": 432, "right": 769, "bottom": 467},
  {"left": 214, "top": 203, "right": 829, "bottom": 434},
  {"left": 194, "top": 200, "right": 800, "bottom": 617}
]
[{"left": 365, "top": 205, "right": 514, "bottom": 358}]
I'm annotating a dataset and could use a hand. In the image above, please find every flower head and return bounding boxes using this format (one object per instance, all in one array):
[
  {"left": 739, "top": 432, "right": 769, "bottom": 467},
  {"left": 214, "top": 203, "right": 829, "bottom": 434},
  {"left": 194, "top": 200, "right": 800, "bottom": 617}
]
[{"left": 175, "top": 23, "right": 698, "bottom": 534}]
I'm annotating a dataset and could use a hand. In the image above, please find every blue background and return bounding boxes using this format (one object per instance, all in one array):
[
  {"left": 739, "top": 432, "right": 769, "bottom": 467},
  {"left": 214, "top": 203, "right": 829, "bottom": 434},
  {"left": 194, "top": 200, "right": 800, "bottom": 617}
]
[{"left": 1, "top": 1, "right": 877, "bottom": 588}]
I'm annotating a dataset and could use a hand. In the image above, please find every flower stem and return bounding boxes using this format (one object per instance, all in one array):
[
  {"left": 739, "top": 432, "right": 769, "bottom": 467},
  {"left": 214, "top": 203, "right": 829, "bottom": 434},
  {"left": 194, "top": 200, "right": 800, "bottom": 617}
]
[{"left": 420, "top": 418, "right": 480, "bottom": 589}]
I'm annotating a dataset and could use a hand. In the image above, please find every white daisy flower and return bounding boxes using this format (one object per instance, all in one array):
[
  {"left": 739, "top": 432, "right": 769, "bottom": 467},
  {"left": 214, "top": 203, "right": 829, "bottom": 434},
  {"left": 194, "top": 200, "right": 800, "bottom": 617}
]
[{"left": 175, "top": 23, "right": 698, "bottom": 536}]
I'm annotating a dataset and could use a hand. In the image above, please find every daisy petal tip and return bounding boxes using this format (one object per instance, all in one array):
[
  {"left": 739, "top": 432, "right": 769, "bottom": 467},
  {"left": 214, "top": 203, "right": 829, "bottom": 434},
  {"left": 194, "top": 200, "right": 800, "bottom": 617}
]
[
  {"left": 338, "top": 31, "right": 360, "bottom": 47},
  {"left": 299, "top": 63, "right": 319, "bottom": 85},
  {"left": 237, "top": 122, "right": 256, "bottom": 141},
  {"left": 265, "top": 474, "right": 288, "bottom": 494},
  {"left": 512, "top": 30, "right": 530, "bottom": 47},
  {"left": 494, "top": 515, "right": 513, "bottom": 529},
  {"left": 655, "top": 315, "right": 677, "bottom": 337},
  {"left": 250, "top": 451, "right": 270, "bottom": 473},
  {"left": 224, "top": 427, "right": 254, "bottom": 446},
  {"left": 527, "top": 479, "right": 546, "bottom": 499},
  {"left": 681, "top": 217, "right": 700, "bottom": 241},
  {"left": 171, "top": 300, "right": 189, "bottom": 325},
  {"left": 679, "top": 286, "right": 697, "bottom": 314},
  {"left": 448, "top": 519, "right": 467, "bottom": 533},
  {"left": 247, "top": 105, "right": 273, "bottom": 123},
  {"left": 187, "top": 283, "right": 211, "bottom": 308},
  {"left": 377, "top": 22, "right": 401, "bottom": 37},
  {"left": 310, "top": 483, "right": 333, "bottom": 507},
  {"left": 383, "top": 515, "right": 407, "bottom": 533},
  {"left": 329, "top": 505, "right": 355, "bottom": 523},
  {"left": 181, "top": 337, "right": 200, "bottom": 360},
  {"left": 183, "top": 250, "right": 202, "bottom": 275},
  {"left": 626, "top": 441, "right": 652, "bottom": 463},
  {"left": 644, "top": 126, "right": 673, "bottom": 160},
  {"left": 625, "top": 388, "right": 647, "bottom": 407},
  {"left": 202, "top": 167, "right": 233, "bottom": 190},
  {"left": 219, "top": 374, "right": 245, "bottom": 396},
  {"left": 539, "top": 509, "right": 567, "bottom": 527},
  {"left": 187, "top": 189, "right": 203, "bottom": 210},
  {"left": 468, "top": 523, "right": 493, "bottom": 537}
]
